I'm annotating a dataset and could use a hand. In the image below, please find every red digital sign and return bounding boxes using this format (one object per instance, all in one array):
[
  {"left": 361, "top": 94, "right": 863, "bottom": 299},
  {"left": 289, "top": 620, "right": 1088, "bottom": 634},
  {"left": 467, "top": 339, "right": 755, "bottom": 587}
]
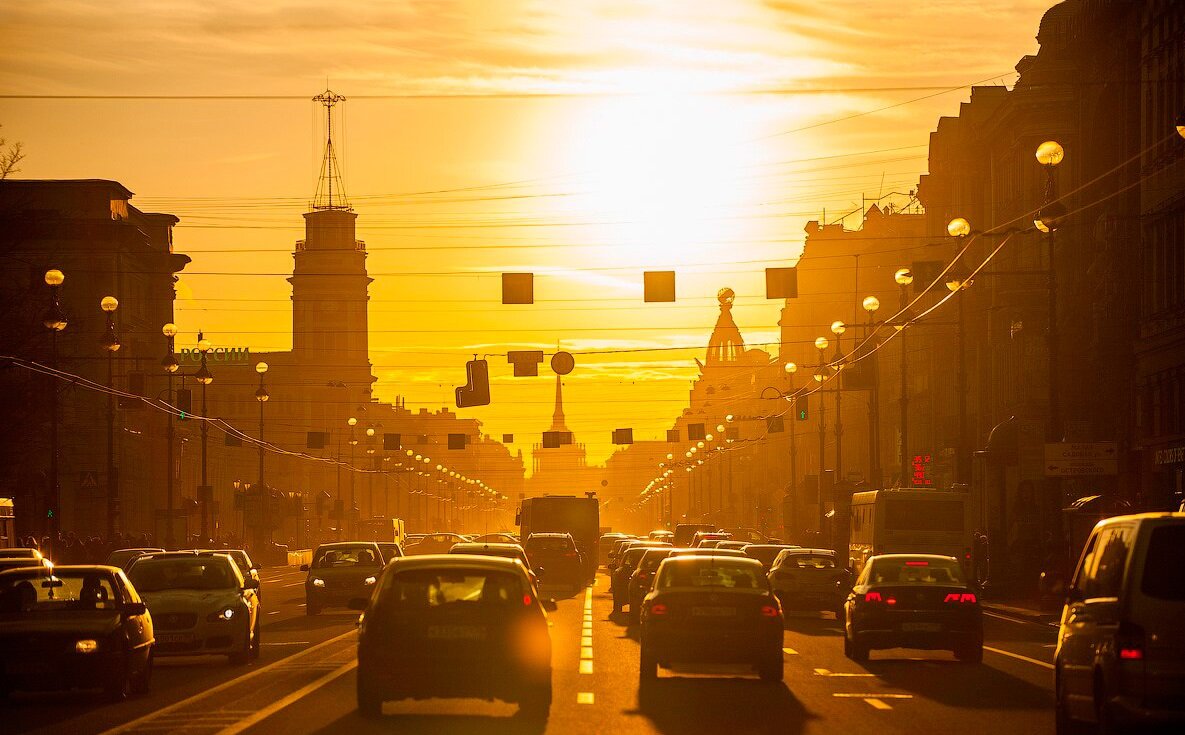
[{"left": 912, "top": 454, "right": 934, "bottom": 486}]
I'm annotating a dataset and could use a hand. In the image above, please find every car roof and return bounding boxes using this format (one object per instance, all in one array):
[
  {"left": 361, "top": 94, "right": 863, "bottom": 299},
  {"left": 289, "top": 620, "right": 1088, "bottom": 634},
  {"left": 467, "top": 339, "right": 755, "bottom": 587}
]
[
  {"left": 1095, "top": 512, "right": 1185, "bottom": 527},
  {"left": 777, "top": 548, "right": 834, "bottom": 556},
  {"left": 868, "top": 553, "right": 959, "bottom": 562},
  {"left": 450, "top": 543, "right": 524, "bottom": 552},
  {"left": 669, "top": 548, "right": 746, "bottom": 557},
  {"left": 315, "top": 542, "right": 381, "bottom": 550},
  {"left": 526, "top": 532, "right": 572, "bottom": 538},
  {"left": 0, "top": 564, "right": 120, "bottom": 577},
  {"left": 662, "top": 555, "right": 763, "bottom": 567},
  {"left": 389, "top": 554, "right": 527, "bottom": 571}
]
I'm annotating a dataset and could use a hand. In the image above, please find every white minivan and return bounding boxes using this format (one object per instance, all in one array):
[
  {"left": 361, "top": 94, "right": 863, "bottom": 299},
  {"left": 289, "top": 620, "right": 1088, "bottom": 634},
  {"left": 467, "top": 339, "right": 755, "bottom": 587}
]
[{"left": 1055, "top": 512, "right": 1185, "bottom": 734}]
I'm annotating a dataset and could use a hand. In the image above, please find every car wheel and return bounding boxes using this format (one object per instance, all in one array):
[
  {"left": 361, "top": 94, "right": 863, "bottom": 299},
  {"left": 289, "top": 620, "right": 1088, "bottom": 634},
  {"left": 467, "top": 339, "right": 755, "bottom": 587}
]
[
  {"left": 1094, "top": 677, "right": 1116, "bottom": 735},
  {"left": 628, "top": 609, "right": 640, "bottom": 626},
  {"left": 757, "top": 656, "right": 784, "bottom": 683},
  {"left": 844, "top": 632, "right": 869, "bottom": 662},
  {"left": 515, "top": 681, "right": 552, "bottom": 723},
  {"left": 306, "top": 602, "right": 321, "bottom": 616},
  {"left": 1054, "top": 666, "right": 1087, "bottom": 735},
  {"left": 357, "top": 675, "right": 383, "bottom": 719},
  {"left": 228, "top": 622, "right": 252, "bottom": 666},
  {"left": 954, "top": 642, "right": 983, "bottom": 664},
  {"left": 639, "top": 643, "right": 658, "bottom": 682},
  {"left": 132, "top": 651, "right": 154, "bottom": 695},
  {"left": 104, "top": 661, "right": 133, "bottom": 702},
  {"left": 250, "top": 619, "right": 262, "bottom": 660}
]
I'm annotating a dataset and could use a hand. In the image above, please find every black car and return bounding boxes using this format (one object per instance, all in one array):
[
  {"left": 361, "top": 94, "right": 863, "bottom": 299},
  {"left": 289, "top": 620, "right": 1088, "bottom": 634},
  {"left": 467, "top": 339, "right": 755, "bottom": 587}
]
[
  {"left": 743, "top": 544, "right": 802, "bottom": 573},
  {"left": 302, "top": 542, "right": 385, "bottom": 615},
  {"left": 628, "top": 548, "right": 681, "bottom": 623},
  {"left": 843, "top": 554, "right": 983, "bottom": 663},
  {"left": 768, "top": 548, "right": 851, "bottom": 617},
  {"left": 612, "top": 543, "right": 671, "bottom": 613},
  {"left": 639, "top": 555, "right": 784, "bottom": 683},
  {"left": 0, "top": 565, "right": 155, "bottom": 700},
  {"left": 355, "top": 555, "right": 555, "bottom": 722},
  {"left": 523, "top": 533, "right": 584, "bottom": 593}
]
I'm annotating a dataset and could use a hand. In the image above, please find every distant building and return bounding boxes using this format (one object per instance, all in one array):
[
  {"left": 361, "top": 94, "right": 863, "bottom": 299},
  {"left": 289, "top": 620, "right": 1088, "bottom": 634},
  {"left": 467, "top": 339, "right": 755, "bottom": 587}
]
[{"left": 528, "top": 376, "right": 600, "bottom": 497}]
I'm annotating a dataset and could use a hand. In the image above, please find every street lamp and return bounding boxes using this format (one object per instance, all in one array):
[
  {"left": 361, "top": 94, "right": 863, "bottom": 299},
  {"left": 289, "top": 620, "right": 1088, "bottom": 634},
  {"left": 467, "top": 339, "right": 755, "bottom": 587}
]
[
  {"left": 814, "top": 335, "right": 830, "bottom": 527},
  {"left": 42, "top": 270, "right": 66, "bottom": 538},
  {"left": 947, "top": 217, "right": 972, "bottom": 238},
  {"left": 162, "top": 323, "right": 179, "bottom": 548},
  {"left": 1035, "top": 139, "right": 1064, "bottom": 446},
  {"left": 829, "top": 323, "right": 846, "bottom": 483},
  {"left": 195, "top": 332, "right": 213, "bottom": 542},
  {"left": 785, "top": 360, "right": 800, "bottom": 539},
  {"left": 100, "top": 296, "right": 120, "bottom": 538},
  {"left": 894, "top": 269, "right": 914, "bottom": 486},
  {"left": 862, "top": 295, "right": 883, "bottom": 487},
  {"left": 255, "top": 361, "right": 269, "bottom": 547},
  {"left": 347, "top": 417, "right": 358, "bottom": 535}
]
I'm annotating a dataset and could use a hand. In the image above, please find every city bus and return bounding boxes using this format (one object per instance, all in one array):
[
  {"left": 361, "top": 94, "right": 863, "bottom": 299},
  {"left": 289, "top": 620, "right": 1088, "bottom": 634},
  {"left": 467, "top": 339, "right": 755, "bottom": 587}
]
[
  {"left": 357, "top": 517, "right": 407, "bottom": 546},
  {"left": 848, "top": 488, "right": 972, "bottom": 573},
  {"left": 517, "top": 494, "right": 600, "bottom": 583}
]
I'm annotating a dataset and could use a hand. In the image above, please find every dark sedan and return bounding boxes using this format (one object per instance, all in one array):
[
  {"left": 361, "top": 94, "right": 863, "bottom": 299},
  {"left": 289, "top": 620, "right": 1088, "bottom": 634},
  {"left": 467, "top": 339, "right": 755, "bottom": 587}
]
[
  {"left": 612, "top": 543, "right": 671, "bottom": 613},
  {"left": 639, "top": 556, "right": 784, "bottom": 683},
  {"left": 0, "top": 565, "right": 154, "bottom": 700},
  {"left": 843, "top": 554, "right": 983, "bottom": 663},
  {"left": 628, "top": 547, "right": 681, "bottom": 623}
]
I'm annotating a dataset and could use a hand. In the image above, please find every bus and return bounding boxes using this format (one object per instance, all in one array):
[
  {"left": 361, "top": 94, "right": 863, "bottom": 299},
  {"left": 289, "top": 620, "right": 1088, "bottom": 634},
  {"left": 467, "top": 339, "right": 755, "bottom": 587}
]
[
  {"left": 357, "top": 517, "right": 407, "bottom": 547},
  {"left": 848, "top": 488, "right": 972, "bottom": 573},
  {"left": 517, "top": 494, "right": 600, "bottom": 583}
]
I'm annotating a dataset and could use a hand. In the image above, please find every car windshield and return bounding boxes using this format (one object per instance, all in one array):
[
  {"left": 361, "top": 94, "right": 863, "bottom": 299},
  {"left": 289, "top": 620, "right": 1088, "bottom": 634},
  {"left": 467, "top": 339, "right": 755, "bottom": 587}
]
[
  {"left": 452, "top": 546, "right": 528, "bottom": 565},
  {"left": 0, "top": 559, "right": 43, "bottom": 573},
  {"left": 378, "top": 544, "right": 402, "bottom": 561},
  {"left": 129, "top": 558, "right": 239, "bottom": 592},
  {"left": 640, "top": 550, "right": 674, "bottom": 571},
  {"left": 0, "top": 573, "right": 121, "bottom": 613},
  {"left": 380, "top": 569, "right": 524, "bottom": 608},
  {"left": 781, "top": 554, "right": 836, "bottom": 570},
  {"left": 659, "top": 561, "right": 764, "bottom": 590},
  {"left": 527, "top": 537, "right": 573, "bottom": 552},
  {"left": 622, "top": 547, "right": 653, "bottom": 566},
  {"left": 313, "top": 546, "right": 381, "bottom": 568},
  {"left": 1141, "top": 525, "right": 1185, "bottom": 601},
  {"left": 868, "top": 558, "right": 965, "bottom": 586}
]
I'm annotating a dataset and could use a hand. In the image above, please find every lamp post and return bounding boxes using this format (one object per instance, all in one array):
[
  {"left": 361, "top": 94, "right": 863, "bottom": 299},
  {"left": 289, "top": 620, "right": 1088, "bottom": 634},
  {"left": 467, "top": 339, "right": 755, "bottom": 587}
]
[
  {"left": 347, "top": 417, "right": 358, "bottom": 536},
  {"left": 665, "top": 453, "right": 674, "bottom": 527},
  {"left": 894, "top": 268, "right": 913, "bottom": 486},
  {"left": 161, "top": 323, "right": 179, "bottom": 548},
  {"left": 366, "top": 427, "right": 376, "bottom": 520},
  {"left": 42, "top": 269, "right": 67, "bottom": 538},
  {"left": 99, "top": 296, "right": 121, "bottom": 538},
  {"left": 194, "top": 332, "right": 214, "bottom": 543},
  {"left": 830, "top": 321, "right": 847, "bottom": 481},
  {"left": 255, "top": 361, "right": 269, "bottom": 545},
  {"left": 1035, "top": 140, "right": 1065, "bottom": 444},
  {"left": 785, "top": 363, "right": 799, "bottom": 501},
  {"left": 862, "top": 295, "right": 882, "bottom": 488},
  {"left": 814, "top": 335, "right": 829, "bottom": 531}
]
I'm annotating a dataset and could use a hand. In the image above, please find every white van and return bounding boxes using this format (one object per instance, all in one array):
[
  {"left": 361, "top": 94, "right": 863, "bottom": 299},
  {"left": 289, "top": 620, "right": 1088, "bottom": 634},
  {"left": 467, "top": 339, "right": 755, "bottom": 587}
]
[{"left": 1054, "top": 512, "right": 1185, "bottom": 734}]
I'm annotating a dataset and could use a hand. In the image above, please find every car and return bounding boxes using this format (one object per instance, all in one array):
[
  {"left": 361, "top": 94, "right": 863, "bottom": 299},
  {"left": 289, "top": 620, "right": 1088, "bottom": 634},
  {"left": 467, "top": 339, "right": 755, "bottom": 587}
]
[
  {"left": 355, "top": 555, "right": 555, "bottom": 723},
  {"left": 0, "top": 556, "right": 53, "bottom": 574},
  {"left": 0, "top": 548, "right": 42, "bottom": 559},
  {"left": 692, "top": 532, "right": 733, "bottom": 548},
  {"left": 376, "top": 542, "right": 403, "bottom": 564},
  {"left": 608, "top": 539, "right": 657, "bottom": 590},
  {"left": 105, "top": 548, "right": 165, "bottom": 571},
  {"left": 768, "top": 548, "right": 851, "bottom": 618},
  {"left": 743, "top": 544, "right": 802, "bottom": 573},
  {"left": 612, "top": 543, "right": 671, "bottom": 613},
  {"left": 721, "top": 528, "right": 768, "bottom": 544},
  {"left": 404, "top": 533, "right": 468, "bottom": 556},
  {"left": 673, "top": 523, "right": 717, "bottom": 548},
  {"left": 473, "top": 533, "right": 519, "bottom": 545},
  {"left": 0, "top": 564, "right": 155, "bottom": 700},
  {"left": 302, "top": 542, "right": 385, "bottom": 615},
  {"left": 716, "top": 540, "right": 751, "bottom": 552},
  {"left": 523, "top": 533, "right": 584, "bottom": 594},
  {"left": 639, "top": 555, "right": 784, "bottom": 683},
  {"left": 842, "top": 554, "right": 982, "bottom": 663},
  {"left": 669, "top": 548, "right": 747, "bottom": 559},
  {"left": 193, "top": 549, "right": 260, "bottom": 593},
  {"left": 647, "top": 530, "right": 675, "bottom": 543},
  {"left": 628, "top": 547, "right": 682, "bottom": 623},
  {"left": 127, "top": 551, "right": 260, "bottom": 665},
  {"left": 606, "top": 537, "right": 639, "bottom": 573},
  {"left": 598, "top": 533, "right": 630, "bottom": 566},
  {"left": 449, "top": 542, "right": 541, "bottom": 590},
  {"left": 1054, "top": 512, "right": 1185, "bottom": 735}
]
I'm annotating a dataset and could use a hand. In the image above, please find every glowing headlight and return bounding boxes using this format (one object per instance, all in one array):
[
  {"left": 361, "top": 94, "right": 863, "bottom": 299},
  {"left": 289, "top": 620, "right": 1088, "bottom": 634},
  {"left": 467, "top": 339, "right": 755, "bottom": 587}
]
[
  {"left": 363, "top": 576, "right": 377, "bottom": 586},
  {"left": 75, "top": 639, "right": 98, "bottom": 654},
  {"left": 311, "top": 578, "right": 325, "bottom": 588},
  {"left": 207, "top": 607, "right": 236, "bottom": 622}
]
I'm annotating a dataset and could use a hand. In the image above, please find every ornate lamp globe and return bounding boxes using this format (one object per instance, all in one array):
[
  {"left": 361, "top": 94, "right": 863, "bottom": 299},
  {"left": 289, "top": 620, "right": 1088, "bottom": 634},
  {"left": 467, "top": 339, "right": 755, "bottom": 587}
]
[
  {"left": 785, "top": 361, "right": 798, "bottom": 374},
  {"left": 947, "top": 217, "right": 972, "bottom": 237},
  {"left": 44, "top": 269, "right": 65, "bottom": 287},
  {"left": 100, "top": 296, "right": 119, "bottom": 313},
  {"left": 830, "top": 320, "right": 846, "bottom": 336},
  {"left": 814, "top": 336, "right": 829, "bottom": 351},
  {"left": 1035, "top": 140, "right": 1065, "bottom": 167},
  {"left": 863, "top": 295, "right": 881, "bottom": 313},
  {"left": 197, "top": 338, "right": 213, "bottom": 354},
  {"left": 162, "top": 323, "right": 178, "bottom": 338},
  {"left": 347, "top": 417, "right": 357, "bottom": 427},
  {"left": 255, "top": 361, "right": 269, "bottom": 375},
  {"left": 895, "top": 268, "right": 914, "bottom": 286}
]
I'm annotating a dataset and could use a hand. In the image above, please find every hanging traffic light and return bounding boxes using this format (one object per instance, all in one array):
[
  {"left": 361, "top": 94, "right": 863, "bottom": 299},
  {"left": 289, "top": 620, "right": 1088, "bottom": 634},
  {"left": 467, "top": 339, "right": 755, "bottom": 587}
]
[
  {"left": 795, "top": 397, "right": 808, "bottom": 421},
  {"left": 455, "top": 359, "right": 491, "bottom": 408}
]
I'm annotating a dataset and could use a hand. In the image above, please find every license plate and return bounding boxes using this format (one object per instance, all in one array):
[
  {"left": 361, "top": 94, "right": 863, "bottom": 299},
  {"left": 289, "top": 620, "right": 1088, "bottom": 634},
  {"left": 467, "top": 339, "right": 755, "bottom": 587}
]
[
  {"left": 157, "top": 632, "right": 195, "bottom": 644},
  {"left": 10, "top": 660, "right": 51, "bottom": 675},
  {"left": 901, "top": 622, "right": 942, "bottom": 632},
  {"left": 691, "top": 606, "right": 736, "bottom": 617},
  {"left": 427, "top": 625, "right": 487, "bottom": 640}
]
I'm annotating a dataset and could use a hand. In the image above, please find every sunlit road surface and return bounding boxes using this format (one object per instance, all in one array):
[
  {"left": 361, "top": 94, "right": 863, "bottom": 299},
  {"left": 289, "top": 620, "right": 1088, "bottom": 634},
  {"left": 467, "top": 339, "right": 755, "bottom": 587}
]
[{"left": 6, "top": 570, "right": 1055, "bottom": 735}]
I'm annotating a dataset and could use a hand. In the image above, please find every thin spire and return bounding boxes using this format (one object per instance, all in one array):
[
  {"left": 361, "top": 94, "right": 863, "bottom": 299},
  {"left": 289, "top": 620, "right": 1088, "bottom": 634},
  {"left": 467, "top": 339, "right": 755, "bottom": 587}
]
[
  {"left": 705, "top": 287, "right": 745, "bottom": 366},
  {"left": 311, "top": 88, "right": 350, "bottom": 211},
  {"left": 550, "top": 374, "right": 568, "bottom": 433}
]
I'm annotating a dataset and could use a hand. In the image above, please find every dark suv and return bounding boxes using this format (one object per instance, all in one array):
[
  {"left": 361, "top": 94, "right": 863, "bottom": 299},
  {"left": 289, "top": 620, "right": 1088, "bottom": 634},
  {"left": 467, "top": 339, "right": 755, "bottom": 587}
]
[{"left": 523, "top": 533, "right": 584, "bottom": 594}]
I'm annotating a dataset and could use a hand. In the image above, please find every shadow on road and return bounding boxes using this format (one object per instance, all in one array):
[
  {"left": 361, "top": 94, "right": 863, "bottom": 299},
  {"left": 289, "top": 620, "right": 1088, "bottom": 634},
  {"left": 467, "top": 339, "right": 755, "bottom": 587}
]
[
  {"left": 862, "top": 656, "right": 1052, "bottom": 710},
  {"left": 310, "top": 710, "right": 547, "bottom": 735},
  {"left": 266, "top": 613, "right": 357, "bottom": 632},
  {"left": 634, "top": 677, "right": 814, "bottom": 735},
  {"left": 782, "top": 613, "right": 844, "bottom": 638}
]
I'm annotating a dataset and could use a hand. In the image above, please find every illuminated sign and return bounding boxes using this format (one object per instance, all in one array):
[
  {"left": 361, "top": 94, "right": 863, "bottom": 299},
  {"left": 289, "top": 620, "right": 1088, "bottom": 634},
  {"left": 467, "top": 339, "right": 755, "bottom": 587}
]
[
  {"left": 912, "top": 454, "right": 934, "bottom": 487},
  {"left": 179, "top": 347, "right": 251, "bottom": 364}
]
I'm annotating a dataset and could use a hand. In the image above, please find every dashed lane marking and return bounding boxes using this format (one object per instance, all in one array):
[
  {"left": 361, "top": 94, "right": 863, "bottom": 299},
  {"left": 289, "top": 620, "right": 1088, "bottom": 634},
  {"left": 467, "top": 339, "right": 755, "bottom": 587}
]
[
  {"left": 282, "top": 582, "right": 304, "bottom": 587},
  {"left": 984, "top": 646, "right": 1055, "bottom": 670},
  {"left": 577, "top": 692, "right": 595, "bottom": 704},
  {"left": 580, "top": 660, "right": 594, "bottom": 674},
  {"left": 865, "top": 698, "right": 893, "bottom": 710},
  {"left": 582, "top": 636, "right": 593, "bottom": 646},
  {"left": 782, "top": 647, "right": 798, "bottom": 655},
  {"left": 581, "top": 646, "right": 594, "bottom": 659},
  {"left": 263, "top": 642, "right": 310, "bottom": 646},
  {"left": 814, "top": 668, "right": 874, "bottom": 677},
  {"left": 833, "top": 693, "right": 913, "bottom": 699}
]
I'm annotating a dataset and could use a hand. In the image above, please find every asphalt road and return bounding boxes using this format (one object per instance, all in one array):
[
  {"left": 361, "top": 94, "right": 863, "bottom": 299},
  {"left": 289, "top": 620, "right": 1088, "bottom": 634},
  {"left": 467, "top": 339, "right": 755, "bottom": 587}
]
[{"left": 4, "top": 570, "right": 1058, "bottom": 735}]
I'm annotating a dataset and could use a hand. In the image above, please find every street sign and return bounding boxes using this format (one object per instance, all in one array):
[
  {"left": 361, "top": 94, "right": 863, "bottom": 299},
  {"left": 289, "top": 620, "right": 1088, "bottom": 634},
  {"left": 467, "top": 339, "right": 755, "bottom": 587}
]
[
  {"left": 1044, "top": 442, "right": 1118, "bottom": 461},
  {"left": 1045, "top": 460, "right": 1119, "bottom": 476}
]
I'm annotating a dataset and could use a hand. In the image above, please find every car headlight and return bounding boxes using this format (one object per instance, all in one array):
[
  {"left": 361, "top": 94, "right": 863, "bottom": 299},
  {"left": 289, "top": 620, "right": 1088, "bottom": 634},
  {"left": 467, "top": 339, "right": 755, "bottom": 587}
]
[
  {"left": 311, "top": 578, "right": 325, "bottom": 588},
  {"left": 207, "top": 607, "right": 236, "bottom": 622},
  {"left": 75, "top": 639, "right": 99, "bottom": 654},
  {"left": 363, "top": 576, "right": 377, "bottom": 586}
]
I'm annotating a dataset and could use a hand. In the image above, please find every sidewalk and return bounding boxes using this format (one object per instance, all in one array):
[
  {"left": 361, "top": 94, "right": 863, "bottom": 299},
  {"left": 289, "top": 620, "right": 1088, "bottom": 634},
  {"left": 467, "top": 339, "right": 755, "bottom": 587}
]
[{"left": 982, "top": 599, "right": 1061, "bottom": 627}]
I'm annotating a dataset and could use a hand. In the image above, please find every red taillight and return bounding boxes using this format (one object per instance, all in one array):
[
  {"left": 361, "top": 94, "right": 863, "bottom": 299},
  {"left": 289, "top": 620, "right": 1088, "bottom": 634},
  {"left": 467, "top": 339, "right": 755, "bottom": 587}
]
[
  {"left": 905, "top": 560, "right": 929, "bottom": 567},
  {"left": 523, "top": 594, "right": 533, "bottom": 606},
  {"left": 650, "top": 603, "right": 668, "bottom": 616},
  {"left": 1119, "top": 648, "right": 1143, "bottom": 660},
  {"left": 886, "top": 596, "right": 897, "bottom": 606},
  {"left": 942, "top": 592, "right": 978, "bottom": 604},
  {"left": 864, "top": 591, "right": 883, "bottom": 603},
  {"left": 760, "top": 604, "right": 779, "bottom": 618},
  {"left": 1117, "top": 621, "right": 1145, "bottom": 661}
]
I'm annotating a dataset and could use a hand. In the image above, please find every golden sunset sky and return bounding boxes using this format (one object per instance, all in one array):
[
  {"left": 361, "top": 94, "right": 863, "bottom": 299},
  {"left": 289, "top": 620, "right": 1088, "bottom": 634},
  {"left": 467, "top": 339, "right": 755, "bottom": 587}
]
[{"left": 0, "top": 0, "right": 1053, "bottom": 468}]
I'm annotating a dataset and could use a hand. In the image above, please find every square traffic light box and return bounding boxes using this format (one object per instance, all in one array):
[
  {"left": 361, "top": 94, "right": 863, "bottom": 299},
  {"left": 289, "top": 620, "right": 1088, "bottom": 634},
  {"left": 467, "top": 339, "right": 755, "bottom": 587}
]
[
  {"left": 644, "top": 271, "right": 675, "bottom": 302},
  {"left": 502, "top": 272, "right": 534, "bottom": 304}
]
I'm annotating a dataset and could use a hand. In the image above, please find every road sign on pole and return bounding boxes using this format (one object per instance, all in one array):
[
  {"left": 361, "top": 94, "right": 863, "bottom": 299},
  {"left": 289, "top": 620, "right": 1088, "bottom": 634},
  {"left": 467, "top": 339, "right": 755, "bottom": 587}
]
[{"left": 1044, "top": 443, "right": 1119, "bottom": 476}]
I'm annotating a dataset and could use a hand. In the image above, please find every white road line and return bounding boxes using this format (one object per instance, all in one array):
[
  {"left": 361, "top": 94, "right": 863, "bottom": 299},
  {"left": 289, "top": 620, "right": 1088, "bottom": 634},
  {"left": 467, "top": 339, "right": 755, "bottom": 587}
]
[
  {"left": 782, "top": 647, "right": 798, "bottom": 655},
  {"left": 833, "top": 693, "right": 913, "bottom": 699},
  {"left": 96, "top": 629, "right": 357, "bottom": 735},
  {"left": 865, "top": 698, "right": 893, "bottom": 710},
  {"left": 814, "top": 668, "right": 874, "bottom": 677},
  {"left": 213, "top": 660, "right": 357, "bottom": 735},
  {"left": 984, "top": 646, "right": 1055, "bottom": 670},
  {"left": 581, "top": 646, "right": 594, "bottom": 659},
  {"left": 262, "top": 642, "right": 310, "bottom": 646},
  {"left": 577, "top": 692, "right": 595, "bottom": 704},
  {"left": 580, "top": 660, "right": 594, "bottom": 674},
  {"left": 282, "top": 582, "right": 304, "bottom": 587}
]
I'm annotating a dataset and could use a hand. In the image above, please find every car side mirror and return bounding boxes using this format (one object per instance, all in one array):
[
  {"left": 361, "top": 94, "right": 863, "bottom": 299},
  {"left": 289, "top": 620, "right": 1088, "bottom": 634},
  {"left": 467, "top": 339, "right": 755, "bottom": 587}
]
[
  {"left": 542, "top": 599, "right": 558, "bottom": 612},
  {"left": 299, "top": 564, "right": 309, "bottom": 572},
  {"left": 124, "top": 602, "right": 148, "bottom": 616},
  {"left": 535, "top": 566, "right": 546, "bottom": 578},
  {"left": 244, "top": 578, "right": 260, "bottom": 590},
  {"left": 253, "top": 565, "right": 263, "bottom": 571},
  {"left": 347, "top": 598, "right": 369, "bottom": 611}
]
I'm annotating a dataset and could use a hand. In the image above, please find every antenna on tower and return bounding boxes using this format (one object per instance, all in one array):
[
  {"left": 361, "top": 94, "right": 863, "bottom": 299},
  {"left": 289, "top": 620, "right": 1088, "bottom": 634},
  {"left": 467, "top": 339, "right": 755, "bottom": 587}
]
[{"left": 311, "top": 88, "right": 350, "bottom": 211}]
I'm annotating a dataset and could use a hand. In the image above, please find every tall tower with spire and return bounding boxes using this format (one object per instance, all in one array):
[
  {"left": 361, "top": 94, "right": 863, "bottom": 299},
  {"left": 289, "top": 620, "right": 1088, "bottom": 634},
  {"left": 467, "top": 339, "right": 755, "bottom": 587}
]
[
  {"left": 290, "top": 89, "right": 374, "bottom": 393},
  {"left": 550, "top": 375, "right": 568, "bottom": 434}
]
